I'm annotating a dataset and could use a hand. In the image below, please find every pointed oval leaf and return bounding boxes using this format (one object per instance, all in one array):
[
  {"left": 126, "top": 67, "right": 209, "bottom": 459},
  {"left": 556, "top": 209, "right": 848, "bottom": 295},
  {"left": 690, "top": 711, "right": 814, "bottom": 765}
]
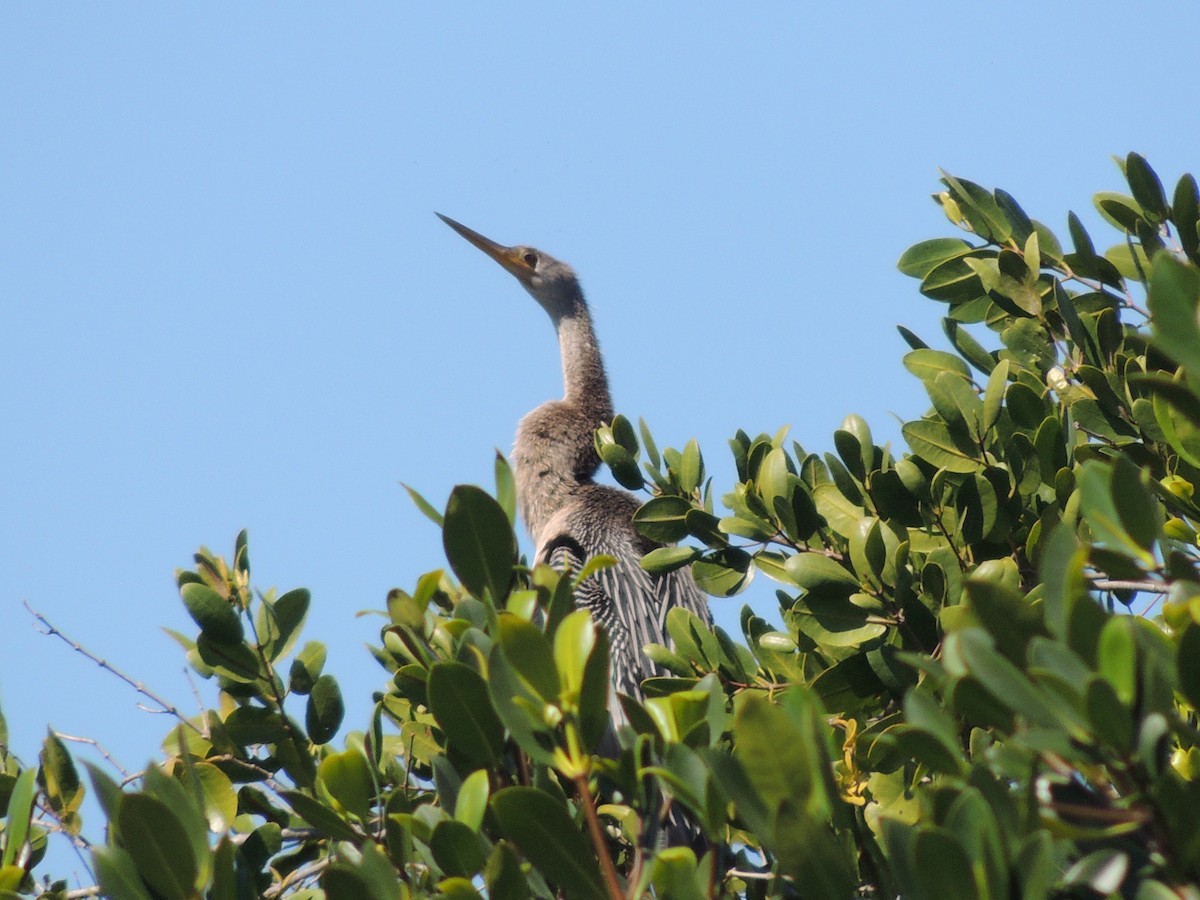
[
  {"left": 116, "top": 793, "right": 198, "bottom": 900},
  {"left": 428, "top": 662, "right": 504, "bottom": 767},
  {"left": 305, "top": 674, "right": 345, "bottom": 745},
  {"left": 443, "top": 485, "right": 517, "bottom": 602},
  {"left": 180, "top": 582, "right": 243, "bottom": 644},
  {"left": 491, "top": 787, "right": 605, "bottom": 900}
]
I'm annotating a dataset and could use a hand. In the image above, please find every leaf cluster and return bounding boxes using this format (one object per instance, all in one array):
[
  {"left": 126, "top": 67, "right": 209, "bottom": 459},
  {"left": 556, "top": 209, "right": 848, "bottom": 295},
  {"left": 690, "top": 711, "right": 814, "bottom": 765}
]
[{"left": 2, "top": 156, "right": 1200, "bottom": 898}]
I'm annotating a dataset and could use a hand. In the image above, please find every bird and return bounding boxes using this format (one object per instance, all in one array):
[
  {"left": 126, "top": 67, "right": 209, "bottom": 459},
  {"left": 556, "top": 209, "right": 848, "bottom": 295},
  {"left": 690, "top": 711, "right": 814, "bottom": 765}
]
[{"left": 436, "top": 213, "right": 713, "bottom": 723}]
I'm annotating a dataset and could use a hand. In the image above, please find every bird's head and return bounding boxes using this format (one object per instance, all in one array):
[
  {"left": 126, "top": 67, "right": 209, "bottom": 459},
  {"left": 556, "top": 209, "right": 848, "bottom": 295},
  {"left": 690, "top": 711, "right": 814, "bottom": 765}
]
[{"left": 437, "top": 213, "right": 584, "bottom": 322}]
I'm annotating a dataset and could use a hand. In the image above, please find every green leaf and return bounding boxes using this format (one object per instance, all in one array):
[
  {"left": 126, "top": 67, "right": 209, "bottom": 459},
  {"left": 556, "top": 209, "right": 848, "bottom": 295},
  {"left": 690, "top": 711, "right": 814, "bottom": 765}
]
[
  {"left": 790, "top": 592, "right": 886, "bottom": 647},
  {"left": 1, "top": 769, "right": 35, "bottom": 868},
  {"left": 679, "top": 438, "right": 703, "bottom": 494},
  {"left": 38, "top": 731, "right": 83, "bottom": 832},
  {"left": 903, "top": 348, "right": 972, "bottom": 384},
  {"left": 981, "top": 359, "right": 1009, "bottom": 435},
  {"left": 947, "top": 629, "right": 1058, "bottom": 727},
  {"left": 903, "top": 419, "right": 982, "bottom": 473},
  {"left": 495, "top": 451, "right": 517, "bottom": 525},
  {"left": 454, "top": 769, "right": 490, "bottom": 831},
  {"left": 1094, "top": 191, "right": 1143, "bottom": 232},
  {"left": 485, "top": 841, "right": 529, "bottom": 900},
  {"left": 265, "top": 587, "right": 310, "bottom": 662},
  {"left": 491, "top": 787, "right": 605, "bottom": 900},
  {"left": 289, "top": 640, "right": 327, "bottom": 695},
  {"left": 116, "top": 793, "right": 199, "bottom": 900},
  {"left": 190, "top": 762, "right": 237, "bottom": 833},
  {"left": 318, "top": 750, "right": 374, "bottom": 822},
  {"left": 431, "top": 819, "right": 487, "bottom": 878},
  {"left": 496, "top": 615, "right": 560, "bottom": 702},
  {"left": 914, "top": 827, "right": 978, "bottom": 900},
  {"left": 92, "top": 846, "right": 153, "bottom": 900},
  {"left": 306, "top": 674, "right": 345, "bottom": 744},
  {"left": 1177, "top": 624, "right": 1200, "bottom": 711},
  {"left": 428, "top": 662, "right": 505, "bottom": 767},
  {"left": 783, "top": 553, "right": 859, "bottom": 593},
  {"left": 640, "top": 545, "right": 700, "bottom": 574},
  {"left": 691, "top": 547, "right": 753, "bottom": 596},
  {"left": 180, "top": 582, "right": 244, "bottom": 644},
  {"left": 280, "top": 789, "right": 362, "bottom": 842},
  {"left": 402, "top": 483, "right": 444, "bottom": 527},
  {"left": 898, "top": 238, "right": 976, "bottom": 279},
  {"left": 443, "top": 485, "right": 517, "bottom": 602},
  {"left": 941, "top": 172, "right": 1013, "bottom": 243},
  {"left": 1126, "top": 152, "right": 1167, "bottom": 221},
  {"left": 1148, "top": 253, "right": 1200, "bottom": 378},
  {"left": 633, "top": 496, "right": 693, "bottom": 543},
  {"left": 1078, "top": 460, "right": 1155, "bottom": 567},
  {"left": 944, "top": 319, "right": 997, "bottom": 375},
  {"left": 1173, "top": 173, "right": 1200, "bottom": 263},
  {"left": 733, "top": 690, "right": 827, "bottom": 820}
]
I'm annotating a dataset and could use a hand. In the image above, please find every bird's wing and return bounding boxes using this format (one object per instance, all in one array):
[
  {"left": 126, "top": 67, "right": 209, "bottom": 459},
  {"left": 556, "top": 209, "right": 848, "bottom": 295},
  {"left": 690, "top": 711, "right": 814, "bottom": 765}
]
[
  {"left": 541, "top": 534, "right": 665, "bottom": 701},
  {"left": 655, "top": 566, "right": 713, "bottom": 630}
]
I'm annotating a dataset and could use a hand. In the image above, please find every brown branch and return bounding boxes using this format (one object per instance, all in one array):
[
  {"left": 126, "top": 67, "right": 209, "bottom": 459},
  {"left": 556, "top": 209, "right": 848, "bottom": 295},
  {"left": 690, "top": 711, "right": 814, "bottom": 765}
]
[
  {"left": 27, "top": 603, "right": 201, "bottom": 735},
  {"left": 572, "top": 773, "right": 624, "bottom": 900}
]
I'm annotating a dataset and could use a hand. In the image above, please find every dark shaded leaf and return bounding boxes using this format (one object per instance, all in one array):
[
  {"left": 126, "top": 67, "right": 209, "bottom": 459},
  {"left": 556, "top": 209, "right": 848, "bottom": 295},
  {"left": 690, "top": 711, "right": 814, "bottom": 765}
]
[
  {"left": 306, "top": 674, "right": 345, "bottom": 745},
  {"left": 428, "top": 662, "right": 504, "bottom": 767},
  {"left": 491, "top": 787, "right": 605, "bottom": 900},
  {"left": 443, "top": 485, "right": 517, "bottom": 602}
]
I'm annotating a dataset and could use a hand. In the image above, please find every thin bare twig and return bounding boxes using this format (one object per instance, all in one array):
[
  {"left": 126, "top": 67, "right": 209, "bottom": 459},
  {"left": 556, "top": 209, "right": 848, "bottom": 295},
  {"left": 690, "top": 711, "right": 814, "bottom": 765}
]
[
  {"left": 1091, "top": 579, "right": 1168, "bottom": 594},
  {"left": 65, "top": 887, "right": 101, "bottom": 899},
  {"left": 262, "top": 856, "right": 332, "bottom": 898},
  {"left": 52, "top": 732, "right": 130, "bottom": 779},
  {"left": 26, "top": 603, "right": 201, "bottom": 735}
]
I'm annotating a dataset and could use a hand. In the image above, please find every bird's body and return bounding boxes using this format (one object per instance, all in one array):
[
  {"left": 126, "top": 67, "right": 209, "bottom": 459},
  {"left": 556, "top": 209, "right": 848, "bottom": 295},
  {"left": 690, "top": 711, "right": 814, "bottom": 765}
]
[{"left": 437, "top": 214, "right": 712, "bottom": 715}]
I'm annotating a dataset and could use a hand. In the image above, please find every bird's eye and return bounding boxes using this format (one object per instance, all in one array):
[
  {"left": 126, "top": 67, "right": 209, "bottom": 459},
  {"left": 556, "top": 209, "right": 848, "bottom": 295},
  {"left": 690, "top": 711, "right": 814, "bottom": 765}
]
[{"left": 523, "top": 252, "right": 538, "bottom": 268}]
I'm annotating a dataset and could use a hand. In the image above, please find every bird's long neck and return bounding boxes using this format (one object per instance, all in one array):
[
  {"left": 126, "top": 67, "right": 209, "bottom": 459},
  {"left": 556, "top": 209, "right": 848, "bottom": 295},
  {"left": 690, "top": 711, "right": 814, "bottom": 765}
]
[
  {"left": 514, "top": 302, "right": 614, "bottom": 545},
  {"left": 557, "top": 308, "right": 612, "bottom": 417}
]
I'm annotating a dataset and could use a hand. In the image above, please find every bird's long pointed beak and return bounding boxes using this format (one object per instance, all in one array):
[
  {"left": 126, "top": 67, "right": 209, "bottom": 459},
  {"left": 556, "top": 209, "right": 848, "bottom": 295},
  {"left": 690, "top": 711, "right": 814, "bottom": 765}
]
[{"left": 436, "top": 213, "right": 533, "bottom": 283}]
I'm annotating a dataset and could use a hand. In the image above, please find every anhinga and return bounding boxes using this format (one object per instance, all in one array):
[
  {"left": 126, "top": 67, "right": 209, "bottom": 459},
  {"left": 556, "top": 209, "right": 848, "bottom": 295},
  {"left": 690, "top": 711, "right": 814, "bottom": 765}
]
[{"left": 436, "top": 214, "right": 713, "bottom": 722}]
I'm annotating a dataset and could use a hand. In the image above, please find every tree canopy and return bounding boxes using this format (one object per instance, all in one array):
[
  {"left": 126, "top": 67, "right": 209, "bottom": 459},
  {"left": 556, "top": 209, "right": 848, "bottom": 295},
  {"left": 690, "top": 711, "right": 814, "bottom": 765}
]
[{"left": 5, "top": 154, "right": 1200, "bottom": 898}]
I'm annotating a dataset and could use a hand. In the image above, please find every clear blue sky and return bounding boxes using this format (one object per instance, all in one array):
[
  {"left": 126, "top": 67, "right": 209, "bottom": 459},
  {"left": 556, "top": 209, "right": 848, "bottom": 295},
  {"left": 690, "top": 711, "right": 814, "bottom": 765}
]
[{"left": 2, "top": 2, "right": 1196, "bottom": 880}]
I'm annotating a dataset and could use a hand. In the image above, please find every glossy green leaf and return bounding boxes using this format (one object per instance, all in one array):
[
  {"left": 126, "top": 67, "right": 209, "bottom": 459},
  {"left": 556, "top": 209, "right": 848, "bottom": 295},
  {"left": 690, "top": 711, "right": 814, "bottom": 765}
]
[
  {"left": 306, "top": 674, "right": 345, "bottom": 744},
  {"left": 903, "top": 348, "right": 972, "bottom": 384},
  {"left": 428, "top": 662, "right": 504, "bottom": 767},
  {"left": 1, "top": 769, "right": 35, "bottom": 868},
  {"left": 1173, "top": 173, "right": 1200, "bottom": 262},
  {"left": 264, "top": 587, "right": 310, "bottom": 661},
  {"left": 281, "top": 789, "right": 362, "bottom": 842},
  {"left": 116, "top": 793, "right": 198, "bottom": 900},
  {"left": 403, "top": 483, "right": 444, "bottom": 527},
  {"left": 632, "top": 495, "right": 693, "bottom": 543},
  {"left": 443, "top": 484, "right": 517, "bottom": 602},
  {"left": 948, "top": 629, "right": 1058, "bottom": 727},
  {"left": 1148, "top": 253, "right": 1200, "bottom": 378},
  {"left": 783, "top": 552, "right": 859, "bottom": 592},
  {"left": 897, "top": 237, "right": 976, "bottom": 278},
  {"left": 92, "top": 846, "right": 154, "bottom": 900},
  {"left": 190, "top": 762, "right": 237, "bottom": 833},
  {"left": 640, "top": 545, "right": 700, "bottom": 574},
  {"left": 496, "top": 615, "right": 559, "bottom": 702},
  {"left": 495, "top": 450, "right": 517, "bottom": 525},
  {"left": 903, "top": 419, "right": 982, "bottom": 473},
  {"left": 491, "top": 787, "right": 605, "bottom": 900},
  {"left": 1126, "top": 152, "right": 1167, "bottom": 221},
  {"left": 485, "top": 841, "right": 529, "bottom": 900},
  {"left": 431, "top": 819, "right": 486, "bottom": 878},
  {"left": 454, "top": 769, "right": 490, "bottom": 831},
  {"left": 180, "top": 582, "right": 243, "bottom": 644},
  {"left": 318, "top": 749, "right": 374, "bottom": 822}
]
